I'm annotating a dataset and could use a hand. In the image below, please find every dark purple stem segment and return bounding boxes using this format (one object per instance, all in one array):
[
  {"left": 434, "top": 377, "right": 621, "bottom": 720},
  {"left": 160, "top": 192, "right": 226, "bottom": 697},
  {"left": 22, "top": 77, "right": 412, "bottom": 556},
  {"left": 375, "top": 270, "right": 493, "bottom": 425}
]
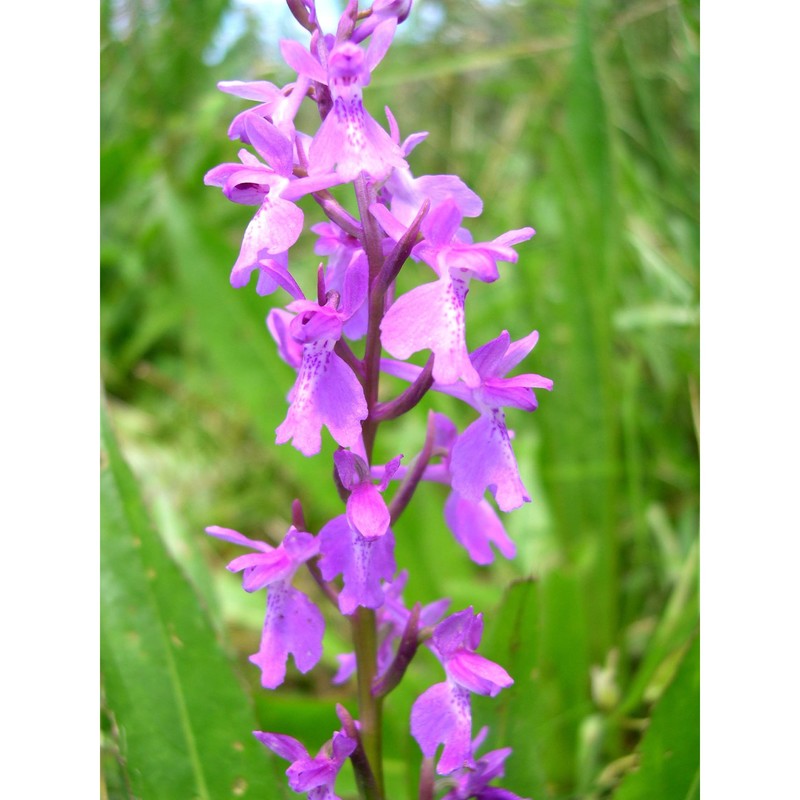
[
  {"left": 372, "top": 603, "right": 421, "bottom": 698},
  {"left": 337, "top": 704, "right": 383, "bottom": 800},
  {"left": 372, "top": 355, "right": 434, "bottom": 422},
  {"left": 388, "top": 412, "right": 437, "bottom": 525}
]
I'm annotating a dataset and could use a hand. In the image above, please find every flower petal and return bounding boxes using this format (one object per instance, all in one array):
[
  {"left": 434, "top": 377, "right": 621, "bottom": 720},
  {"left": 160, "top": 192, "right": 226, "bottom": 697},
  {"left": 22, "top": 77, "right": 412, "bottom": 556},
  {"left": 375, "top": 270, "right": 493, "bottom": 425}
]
[
  {"left": 252, "top": 731, "right": 308, "bottom": 763},
  {"left": 450, "top": 412, "right": 530, "bottom": 512},
  {"left": 347, "top": 483, "right": 391, "bottom": 540},
  {"left": 444, "top": 492, "right": 516, "bottom": 565},
  {"left": 411, "top": 682, "right": 474, "bottom": 775},
  {"left": 381, "top": 276, "right": 480, "bottom": 387},
  {"left": 249, "top": 583, "right": 324, "bottom": 689},
  {"left": 446, "top": 650, "right": 513, "bottom": 697}
]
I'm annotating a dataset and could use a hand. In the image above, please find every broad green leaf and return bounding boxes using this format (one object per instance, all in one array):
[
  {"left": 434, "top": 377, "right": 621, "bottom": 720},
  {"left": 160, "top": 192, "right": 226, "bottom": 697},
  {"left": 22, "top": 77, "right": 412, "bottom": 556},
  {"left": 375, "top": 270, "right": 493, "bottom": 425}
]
[
  {"left": 613, "top": 633, "right": 699, "bottom": 800},
  {"left": 101, "top": 401, "right": 275, "bottom": 798}
]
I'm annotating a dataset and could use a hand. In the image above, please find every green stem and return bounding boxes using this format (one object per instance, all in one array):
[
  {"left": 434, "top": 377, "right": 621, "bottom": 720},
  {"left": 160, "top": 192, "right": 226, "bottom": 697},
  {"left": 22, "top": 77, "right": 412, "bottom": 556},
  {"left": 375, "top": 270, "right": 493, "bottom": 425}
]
[{"left": 351, "top": 607, "right": 384, "bottom": 798}]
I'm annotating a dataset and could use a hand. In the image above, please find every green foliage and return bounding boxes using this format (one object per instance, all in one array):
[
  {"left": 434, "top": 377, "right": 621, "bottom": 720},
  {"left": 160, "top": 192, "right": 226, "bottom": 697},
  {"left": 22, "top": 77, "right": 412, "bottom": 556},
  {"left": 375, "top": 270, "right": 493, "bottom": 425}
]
[
  {"left": 101, "top": 0, "right": 699, "bottom": 797},
  {"left": 101, "top": 401, "right": 277, "bottom": 797}
]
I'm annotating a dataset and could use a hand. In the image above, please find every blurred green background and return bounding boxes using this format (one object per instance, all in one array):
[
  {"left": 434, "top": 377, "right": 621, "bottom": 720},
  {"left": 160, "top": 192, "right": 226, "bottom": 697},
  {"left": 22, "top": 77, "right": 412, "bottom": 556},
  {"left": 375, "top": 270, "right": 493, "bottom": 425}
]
[{"left": 101, "top": 0, "right": 699, "bottom": 797}]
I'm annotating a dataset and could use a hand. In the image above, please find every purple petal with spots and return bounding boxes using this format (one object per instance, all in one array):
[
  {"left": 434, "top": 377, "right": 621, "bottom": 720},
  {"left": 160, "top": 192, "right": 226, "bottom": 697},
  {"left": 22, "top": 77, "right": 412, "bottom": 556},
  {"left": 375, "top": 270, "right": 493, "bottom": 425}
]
[
  {"left": 411, "top": 682, "right": 475, "bottom": 775},
  {"left": 444, "top": 492, "right": 516, "bottom": 565},
  {"left": 249, "top": 581, "right": 324, "bottom": 689},
  {"left": 310, "top": 97, "right": 406, "bottom": 181},
  {"left": 318, "top": 515, "right": 396, "bottom": 615},
  {"left": 381, "top": 275, "right": 480, "bottom": 387},
  {"left": 450, "top": 412, "right": 530, "bottom": 512},
  {"left": 276, "top": 339, "right": 367, "bottom": 456}
]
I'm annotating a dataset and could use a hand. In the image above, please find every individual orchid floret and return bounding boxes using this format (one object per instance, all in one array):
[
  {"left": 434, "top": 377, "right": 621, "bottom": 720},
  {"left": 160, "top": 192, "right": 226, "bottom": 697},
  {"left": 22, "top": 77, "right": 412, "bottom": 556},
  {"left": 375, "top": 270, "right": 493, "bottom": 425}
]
[
  {"left": 438, "top": 727, "right": 529, "bottom": 800},
  {"left": 382, "top": 330, "right": 553, "bottom": 512},
  {"left": 280, "top": 20, "right": 407, "bottom": 180},
  {"left": 204, "top": 112, "right": 343, "bottom": 295},
  {"left": 205, "top": 525, "right": 323, "bottom": 689},
  {"left": 318, "top": 513, "right": 397, "bottom": 615},
  {"left": 253, "top": 728, "right": 356, "bottom": 800},
  {"left": 411, "top": 608, "right": 513, "bottom": 775},
  {"left": 378, "top": 199, "right": 535, "bottom": 386},
  {"left": 335, "top": 449, "right": 402, "bottom": 540},
  {"left": 275, "top": 297, "right": 368, "bottom": 456}
]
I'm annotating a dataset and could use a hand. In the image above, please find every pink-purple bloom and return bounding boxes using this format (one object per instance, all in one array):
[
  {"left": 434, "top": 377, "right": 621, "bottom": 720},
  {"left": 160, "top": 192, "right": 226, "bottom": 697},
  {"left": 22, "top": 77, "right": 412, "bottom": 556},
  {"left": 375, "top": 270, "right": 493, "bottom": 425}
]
[
  {"left": 254, "top": 728, "right": 356, "bottom": 800},
  {"left": 204, "top": 112, "right": 342, "bottom": 295},
  {"left": 205, "top": 524, "right": 324, "bottom": 689},
  {"left": 280, "top": 20, "right": 407, "bottom": 181},
  {"left": 382, "top": 330, "right": 552, "bottom": 511},
  {"left": 411, "top": 608, "right": 513, "bottom": 775},
  {"left": 335, "top": 449, "right": 401, "bottom": 540},
  {"left": 378, "top": 200, "right": 535, "bottom": 387},
  {"left": 273, "top": 298, "right": 368, "bottom": 456}
]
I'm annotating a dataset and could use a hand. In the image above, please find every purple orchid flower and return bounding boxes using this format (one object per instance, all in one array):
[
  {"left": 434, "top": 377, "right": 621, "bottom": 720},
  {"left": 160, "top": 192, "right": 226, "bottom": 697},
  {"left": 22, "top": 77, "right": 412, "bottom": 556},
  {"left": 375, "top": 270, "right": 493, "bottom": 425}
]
[
  {"left": 382, "top": 331, "right": 553, "bottom": 512},
  {"left": 411, "top": 608, "right": 513, "bottom": 775},
  {"left": 204, "top": 112, "right": 342, "bottom": 295},
  {"left": 376, "top": 199, "right": 535, "bottom": 387},
  {"left": 333, "top": 569, "right": 450, "bottom": 684},
  {"left": 205, "top": 525, "right": 324, "bottom": 689},
  {"left": 274, "top": 298, "right": 368, "bottom": 456},
  {"left": 439, "top": 727, "right": 529, "bottom": 800},
  {"left": 280, "top": 21, "right": 407, "bottom": 180},
  {"left": 254, "top": 728, "right": 356, "bottom": 800}
]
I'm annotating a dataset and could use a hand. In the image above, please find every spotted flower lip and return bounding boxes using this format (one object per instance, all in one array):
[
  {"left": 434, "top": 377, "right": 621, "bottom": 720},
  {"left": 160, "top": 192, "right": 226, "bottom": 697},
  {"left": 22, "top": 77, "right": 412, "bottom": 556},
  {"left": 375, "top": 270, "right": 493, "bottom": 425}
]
[
  {"left": 274, "top": 299, "right": 368, "bottom": 457},
  {"left": 318, "top": 514, "right": 397, "bottom": 615}
]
